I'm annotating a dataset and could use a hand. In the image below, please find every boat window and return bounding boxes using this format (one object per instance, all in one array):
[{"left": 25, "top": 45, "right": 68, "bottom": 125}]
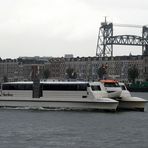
[
  {"left": 104, "top": 82, "right": 120, "bottom": 87},
  {"left": 2, "top": 83, "right": 88, "bottom": 91},
  {"left": 2, "top": 84, "right": 15, "bottom": 90},
  {"left": 91, "top": 85, "right": 101, "bottom": 91},
  {"left": 43, "top": 84, "right": 87, "bottom": 91},
  {"left": 120, "top": 85, "right": 126, "bottom": 90},
  {"left": 2, "top": 84, "right": 33, "bottom": 90}
]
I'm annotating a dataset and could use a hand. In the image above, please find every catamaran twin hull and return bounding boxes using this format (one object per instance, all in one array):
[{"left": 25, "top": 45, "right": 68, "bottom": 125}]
[{"left": 0, "top": 97, "right": 147, "bottom": 111}]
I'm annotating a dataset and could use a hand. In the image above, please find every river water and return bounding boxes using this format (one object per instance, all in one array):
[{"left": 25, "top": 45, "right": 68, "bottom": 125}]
[{"left": 0, "top": 92, "right": 148, "bottom": 148}]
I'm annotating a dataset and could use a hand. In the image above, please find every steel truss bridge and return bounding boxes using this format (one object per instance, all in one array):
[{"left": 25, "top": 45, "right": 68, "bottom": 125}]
[{"left": 96, "top": 20, "right": 148, "bottom": 57}]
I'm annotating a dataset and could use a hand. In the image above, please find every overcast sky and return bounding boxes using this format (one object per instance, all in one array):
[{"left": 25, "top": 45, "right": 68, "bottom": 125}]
[{"left": 0, "top": 0, "right": 148, "bottom": 59}]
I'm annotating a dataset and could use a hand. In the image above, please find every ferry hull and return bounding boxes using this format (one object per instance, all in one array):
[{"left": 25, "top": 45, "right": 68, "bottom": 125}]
[
  {"left": 118, "top": 97, "right": 147, "bottom": 111},
  {"left": 0, "top": 97, "right": 118, "bottom": 111}
]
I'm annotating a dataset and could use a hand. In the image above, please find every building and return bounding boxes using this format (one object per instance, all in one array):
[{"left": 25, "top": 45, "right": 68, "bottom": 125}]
[
  {"left": 48, "top": 58, "right": 65, "bottom": 80},
  {"left": 0, "top": 55, "right": 147, "bottom": 83},
  {"left": 0, "top": 59, "right": 19, "bottom": 82}
]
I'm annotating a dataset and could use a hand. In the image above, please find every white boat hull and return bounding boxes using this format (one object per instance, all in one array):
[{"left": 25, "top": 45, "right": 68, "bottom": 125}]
[
  {"left": 0, "top": 97, "right": 118, "bottom": 111},
  {"left": 118, "top": 97, "right": 147, "bottom": 111}
]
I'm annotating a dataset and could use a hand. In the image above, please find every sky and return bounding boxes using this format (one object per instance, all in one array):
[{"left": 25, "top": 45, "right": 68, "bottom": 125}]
[{"left": 0, "top": 0, "right": 148, "bottom": 59}]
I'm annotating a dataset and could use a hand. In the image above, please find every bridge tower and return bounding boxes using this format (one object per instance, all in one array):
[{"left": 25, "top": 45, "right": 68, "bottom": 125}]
[
  {"left": 96, "top": 20, "right": 148, "bottom": 57},
  {"left": 96, "top": 19, "right": 113, "bottom": 57},
  {"left": 142, "top": 26, "right": 148, "bottom": 55}
]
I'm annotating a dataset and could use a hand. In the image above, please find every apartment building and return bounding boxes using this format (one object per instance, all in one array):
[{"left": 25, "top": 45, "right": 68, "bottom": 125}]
[
  {"left": 48, "top": 58, "right": 65, "bottom": 80},
  {"left": 0, "top": 59, "right": 19, "bottom": 82},
  {"left": 0, "top": 55, "right": 146, "bottom": 82}
]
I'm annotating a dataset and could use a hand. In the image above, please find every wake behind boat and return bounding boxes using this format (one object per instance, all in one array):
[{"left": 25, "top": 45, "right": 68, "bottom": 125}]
[{"left": 0, "top": 81, "right": 118, "bottom": 111}]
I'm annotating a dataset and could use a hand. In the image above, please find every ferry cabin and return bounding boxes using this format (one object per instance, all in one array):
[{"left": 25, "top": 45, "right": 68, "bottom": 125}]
[{"left": 0, "top": 81, "right": 107, "bottom": 100}]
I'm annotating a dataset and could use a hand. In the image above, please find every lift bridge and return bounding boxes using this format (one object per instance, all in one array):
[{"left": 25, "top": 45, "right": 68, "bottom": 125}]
[{"left": 96, "top": 19, "right": 148, "bottom": 57}]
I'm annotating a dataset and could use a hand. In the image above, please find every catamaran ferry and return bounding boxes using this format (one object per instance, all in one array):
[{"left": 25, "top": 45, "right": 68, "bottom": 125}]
[{"left": 0, "top": 81, "right": 118, "bottom": 111}]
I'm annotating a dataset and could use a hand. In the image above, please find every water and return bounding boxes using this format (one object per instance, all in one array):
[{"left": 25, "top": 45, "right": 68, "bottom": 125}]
[{"left": 0, "top": 93, "right": 148, "bottom": 148}]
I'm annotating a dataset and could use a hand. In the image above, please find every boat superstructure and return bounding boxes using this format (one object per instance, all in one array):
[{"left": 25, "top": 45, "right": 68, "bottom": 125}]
[
  {"left": 0, "top": 81, "right": 118, "bottom": 111},
  {"left": 100, "top": 80, "right": 122, "bottom": 99}
]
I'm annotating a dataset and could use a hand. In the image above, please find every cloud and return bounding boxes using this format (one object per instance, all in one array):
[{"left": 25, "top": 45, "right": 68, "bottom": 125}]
[{"left": 0, "top": 0, "right": 148, "bottom": 58}]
